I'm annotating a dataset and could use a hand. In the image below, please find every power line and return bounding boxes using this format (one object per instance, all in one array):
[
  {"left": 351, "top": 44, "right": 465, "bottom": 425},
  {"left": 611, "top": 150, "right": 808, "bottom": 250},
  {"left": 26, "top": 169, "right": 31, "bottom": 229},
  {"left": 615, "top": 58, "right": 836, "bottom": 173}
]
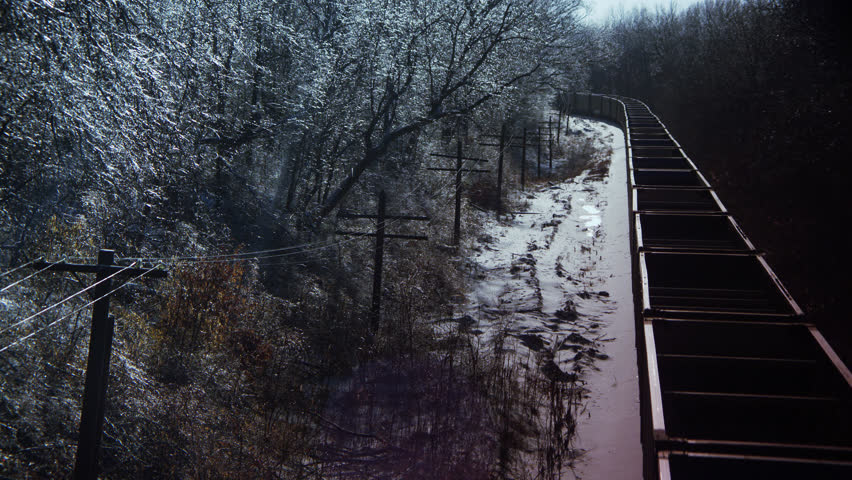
[
  {"left": 132, "top": 241, "right": 333, "bottom": 263},
  {"left": 149, "top": 132, "right": 500, "bottom": 265},
  {"left": 0, "top": 264, "right": 161, "bottom": 353},
  {"left": 7, "top": 157, "right": 481, "bottom": 276},
  {"left": 0, "top": 259, "right": 64, "bottom": 293},
  {"left": 0, "top": 258, "right": 42, "bottom": 279},
  {"left": 19, "top": 127, "right": 517, "bottom": 272},
  {"left": 163, "top": 148, "right": 470, "bottom": 266},
  {"left": 0, "top": 261, "right": 140, "bottom": 336}
]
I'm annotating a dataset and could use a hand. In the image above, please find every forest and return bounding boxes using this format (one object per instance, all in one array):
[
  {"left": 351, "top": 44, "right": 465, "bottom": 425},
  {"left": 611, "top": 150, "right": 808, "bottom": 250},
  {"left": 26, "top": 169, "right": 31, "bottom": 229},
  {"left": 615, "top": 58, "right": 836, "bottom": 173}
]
[{"left": 1, "top": 0, "right": 849, "bottom": 478}]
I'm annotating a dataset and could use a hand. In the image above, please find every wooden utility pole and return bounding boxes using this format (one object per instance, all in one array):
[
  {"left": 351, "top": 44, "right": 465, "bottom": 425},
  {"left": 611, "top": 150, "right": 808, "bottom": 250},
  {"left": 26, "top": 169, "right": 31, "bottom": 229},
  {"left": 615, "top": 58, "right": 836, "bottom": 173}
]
[
  {"left": 536, "top": 126, "right": 542, "bottom": 177},
  {"left": 497, "top": 124, "right": 506, "bottom": 218},
  {"left": 77, "top": 249, "right": 115, "bottom": 480},
  {"left": 336, "top": 191, "right": 428, "bottom": 331},
  {"left": 549, "top": 116, "right": 554, "bottom": 171},
  {"left": 565, "top": 93, "right": 577, "bottom": 135},
  {"left": 557, "top": 111, "right": 563, "bottom": 144},
  {"left": 32, "top": 251, "right": 167, "bottom": 480},
  {"left": 537, "top": 119, "right": 554, "bottom": 175},
  {"left": 427, "top": 138, "right": 489, "bottom": 245},
  {"left": 370, "top": 191, "right": 386, "bottom": 329},
  {"left": 521, "top": 128, "right": 527, "bottom": 191},
  {"left": 480, "top": 127, "right": 539, "bottom": 200}
]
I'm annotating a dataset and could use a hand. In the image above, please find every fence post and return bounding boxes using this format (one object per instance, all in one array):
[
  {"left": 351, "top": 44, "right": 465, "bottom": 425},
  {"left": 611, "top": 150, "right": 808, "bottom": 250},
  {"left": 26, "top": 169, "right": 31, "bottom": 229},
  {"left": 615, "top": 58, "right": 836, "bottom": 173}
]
[
  {"left": 74, "top": 249, "right": 115, "bottom": 480},
  {"left": 370, "top": 191, "right": 386, "bottom": 332}
]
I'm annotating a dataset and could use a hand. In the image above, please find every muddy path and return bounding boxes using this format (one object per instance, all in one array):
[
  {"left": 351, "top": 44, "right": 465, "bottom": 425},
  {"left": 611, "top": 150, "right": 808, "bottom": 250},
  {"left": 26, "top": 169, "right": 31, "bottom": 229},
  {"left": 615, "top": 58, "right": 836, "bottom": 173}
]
[{"left": 463, "top": 117, "right": 641, "bottom": 479}]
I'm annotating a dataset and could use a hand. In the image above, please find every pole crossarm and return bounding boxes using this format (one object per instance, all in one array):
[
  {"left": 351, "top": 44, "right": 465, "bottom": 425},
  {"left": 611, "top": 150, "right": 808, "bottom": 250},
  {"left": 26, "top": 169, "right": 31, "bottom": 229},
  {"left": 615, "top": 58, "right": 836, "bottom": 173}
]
[
  {"left": 337, "top": 212, "right": 429, "bottom": 221},
  {"left": 481, "top": 133, "right": 546, "bottom": 138},
  {"left": 336, "top": 191, "right": 428, "bottom": 333},
  {"left": 27, "top": 250, "right": 168, "bottom": 480},
  {"left": 32, "top": 261, "right": 168, "bottom": 278},
  {"left": 335, "top": 231, "right": 428, "bottom": 241},
  {"left": 428, "top": 138, "right": 491, "bottom": 245},
  {"left": 479, "top": 142, "right": 539, "bottom": 148},
  {"left": 429, "top": 153, "right": 489, "bottom": 162},
  {"left": 426, "top": 167, "right": 490, "bottom": 173}
]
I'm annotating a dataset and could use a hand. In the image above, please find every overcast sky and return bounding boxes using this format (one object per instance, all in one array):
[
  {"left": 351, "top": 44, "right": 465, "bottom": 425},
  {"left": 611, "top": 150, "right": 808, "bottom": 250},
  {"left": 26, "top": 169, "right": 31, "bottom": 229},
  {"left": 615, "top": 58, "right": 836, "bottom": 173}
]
[{"left": 581, "top": 0, "right": 707, "bottom": 24}]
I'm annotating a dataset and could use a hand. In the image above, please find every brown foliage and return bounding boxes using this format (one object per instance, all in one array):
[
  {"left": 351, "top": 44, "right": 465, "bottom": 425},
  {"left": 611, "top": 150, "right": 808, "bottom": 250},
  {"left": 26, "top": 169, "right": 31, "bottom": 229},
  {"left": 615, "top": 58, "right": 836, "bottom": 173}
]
[{"left": 158, "top": 260, "right": 254, "bottom": 353}]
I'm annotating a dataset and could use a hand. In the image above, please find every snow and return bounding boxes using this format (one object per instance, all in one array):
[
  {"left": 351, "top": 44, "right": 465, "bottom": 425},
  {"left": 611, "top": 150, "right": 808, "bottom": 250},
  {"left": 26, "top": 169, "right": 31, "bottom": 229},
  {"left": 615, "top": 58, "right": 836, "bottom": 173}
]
[
  {"left": 579, "top": 203, "right": 602, "bottom": 235},
  {"left": 464, "top": 116, "right": 641, "bottom": 478}
]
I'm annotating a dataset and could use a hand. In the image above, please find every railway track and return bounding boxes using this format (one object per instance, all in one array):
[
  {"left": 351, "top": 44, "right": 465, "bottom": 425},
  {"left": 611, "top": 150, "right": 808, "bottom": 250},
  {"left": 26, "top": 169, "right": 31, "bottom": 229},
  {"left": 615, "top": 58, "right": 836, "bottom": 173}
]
[{"left": 570, "top": 93, "right": 852, "bottom": 479}]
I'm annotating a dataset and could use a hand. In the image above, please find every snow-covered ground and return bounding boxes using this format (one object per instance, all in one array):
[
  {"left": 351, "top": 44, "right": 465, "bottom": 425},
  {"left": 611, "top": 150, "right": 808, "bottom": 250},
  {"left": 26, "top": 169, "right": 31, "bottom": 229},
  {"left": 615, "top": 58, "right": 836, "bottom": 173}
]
[{"left": 464, "top": 117, "right": 641, "bottom": 478}]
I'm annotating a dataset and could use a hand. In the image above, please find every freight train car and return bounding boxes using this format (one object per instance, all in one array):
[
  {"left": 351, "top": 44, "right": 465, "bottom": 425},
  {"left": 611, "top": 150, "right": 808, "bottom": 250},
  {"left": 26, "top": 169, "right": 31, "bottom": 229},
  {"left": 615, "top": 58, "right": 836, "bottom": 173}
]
[{"left": 569, "top": 93, "right": 852, "bottom": 479}]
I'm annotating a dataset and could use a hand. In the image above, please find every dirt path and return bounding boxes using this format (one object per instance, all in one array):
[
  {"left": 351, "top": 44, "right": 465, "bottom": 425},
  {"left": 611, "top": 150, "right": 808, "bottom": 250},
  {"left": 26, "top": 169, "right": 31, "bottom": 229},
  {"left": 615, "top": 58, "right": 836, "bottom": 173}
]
[{"left": 464, "top": 117, "right": 641, "bottom": 479}]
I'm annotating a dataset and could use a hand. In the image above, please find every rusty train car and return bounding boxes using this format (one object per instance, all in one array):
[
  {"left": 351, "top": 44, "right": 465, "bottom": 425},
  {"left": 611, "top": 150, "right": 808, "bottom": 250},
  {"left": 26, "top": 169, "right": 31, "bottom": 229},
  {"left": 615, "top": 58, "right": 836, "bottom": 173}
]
[{"left": 569, "top": 93, "right": 852, "bottom": 479}]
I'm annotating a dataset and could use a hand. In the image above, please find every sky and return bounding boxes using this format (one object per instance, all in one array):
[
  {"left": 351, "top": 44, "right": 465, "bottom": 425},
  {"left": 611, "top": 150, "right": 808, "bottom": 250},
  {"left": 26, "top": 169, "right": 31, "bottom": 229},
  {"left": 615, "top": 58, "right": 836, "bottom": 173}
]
[{"left": 581, "top": 0, "right": 706, "bottom": 24}]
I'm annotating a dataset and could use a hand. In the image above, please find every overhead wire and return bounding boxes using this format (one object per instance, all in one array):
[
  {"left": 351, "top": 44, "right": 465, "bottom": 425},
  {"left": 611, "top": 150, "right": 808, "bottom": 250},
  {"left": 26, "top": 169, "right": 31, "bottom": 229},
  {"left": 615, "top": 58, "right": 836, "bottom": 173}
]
[
  {"left": 253, "top": 248, "right": 342, "bottom": 268},
  {"left": 19, "top": 126, "right": 521, "bottom": 271},
  {"left": 137, "top": 170, "right": 465, "bottom": 265},
  {"left": 0, "top": 261, "right": 140, "bottom": 336},
  {"left": 181, "top": 129, "right": 517, "bottom": 266},
  {"left": 139, "top": 127, "right": 512, "bottom": 266},
  {"left": 0, "top": 258, "right": 42, "bottom": 279},
  {"left": 162, "top": 143, "right": 479, "bottom": 267},
  {"left": 0, "top": 123, "right": 537, "bottom": 353},
  {"left": 0, "top": 258, "right": 63, "bottom": 293},
  {"left": 131, "top": 240, "right": 336, "bottom": 263},
  {"left": 0, "top": 263, "right": 162, "bottom": 353}
]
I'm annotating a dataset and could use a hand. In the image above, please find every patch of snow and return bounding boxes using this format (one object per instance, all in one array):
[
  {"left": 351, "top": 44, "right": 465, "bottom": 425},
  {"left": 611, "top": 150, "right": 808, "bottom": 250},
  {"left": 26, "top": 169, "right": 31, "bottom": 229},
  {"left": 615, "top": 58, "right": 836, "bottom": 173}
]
[{"left": 464, "top": 116, "right": 641, "bottom": 478}]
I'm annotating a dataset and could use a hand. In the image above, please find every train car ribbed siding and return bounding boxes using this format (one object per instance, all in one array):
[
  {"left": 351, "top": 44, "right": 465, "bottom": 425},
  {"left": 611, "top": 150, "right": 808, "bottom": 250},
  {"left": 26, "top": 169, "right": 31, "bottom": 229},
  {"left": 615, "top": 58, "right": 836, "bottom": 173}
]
[{"left": 569, "top": 93, "right": 852, "bottom": 480}]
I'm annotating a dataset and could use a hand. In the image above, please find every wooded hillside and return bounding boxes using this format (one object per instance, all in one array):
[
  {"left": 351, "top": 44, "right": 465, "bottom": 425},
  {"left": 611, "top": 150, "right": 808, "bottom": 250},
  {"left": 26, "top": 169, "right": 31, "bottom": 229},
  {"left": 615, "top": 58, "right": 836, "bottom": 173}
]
[{"left": 1, "top": 1, "right": 594, "bottom": 477}]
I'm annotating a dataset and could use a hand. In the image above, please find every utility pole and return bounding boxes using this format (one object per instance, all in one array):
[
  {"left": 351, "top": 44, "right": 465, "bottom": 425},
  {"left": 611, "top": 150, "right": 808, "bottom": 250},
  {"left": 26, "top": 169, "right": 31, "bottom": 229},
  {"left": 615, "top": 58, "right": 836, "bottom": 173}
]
[
  {"left": 336, "top": 191, "right": 428, "bottom": 332},
  {"left": 521, "top": 128, "right": 527, "bottom": 191},
  {"left": 537, "top": 119, "right": 554, "bottom": 175},
  {"left": 549, "top": 116, "right": 554, "bottom": 172},
  {"left": 32, "top": 251, "right": 167, "bottom": 480},
  {"left": 427, "top": 137, "right": 489, "bottom": 245},
  {"left": 371, "top": 191, "right": 386, "bottom": 330},
  {"left": 536, "top": 126, "right": 542, "bottom": 177},
  {"left": 480, "top": 126, "right": 539, "bottom": 198},
  {"left": 557, "top": 110, "right": 563, "bottom": 145},
  {"left": 497, "top": 124, "right": 506, "bottom": 218}
]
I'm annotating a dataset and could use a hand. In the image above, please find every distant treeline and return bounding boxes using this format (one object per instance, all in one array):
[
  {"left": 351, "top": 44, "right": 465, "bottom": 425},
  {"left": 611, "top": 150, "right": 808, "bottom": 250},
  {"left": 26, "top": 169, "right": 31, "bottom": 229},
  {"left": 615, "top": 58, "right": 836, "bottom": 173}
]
[{"left": 590, "top": 0, "right": 852, "bottom": 361}]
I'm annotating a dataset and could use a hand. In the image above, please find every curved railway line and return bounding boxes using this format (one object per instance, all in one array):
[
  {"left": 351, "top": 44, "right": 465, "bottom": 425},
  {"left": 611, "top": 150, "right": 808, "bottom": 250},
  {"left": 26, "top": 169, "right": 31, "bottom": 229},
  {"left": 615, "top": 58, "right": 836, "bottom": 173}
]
[{"left": 570, "top": 93, "right": 852, "bottom": 479}]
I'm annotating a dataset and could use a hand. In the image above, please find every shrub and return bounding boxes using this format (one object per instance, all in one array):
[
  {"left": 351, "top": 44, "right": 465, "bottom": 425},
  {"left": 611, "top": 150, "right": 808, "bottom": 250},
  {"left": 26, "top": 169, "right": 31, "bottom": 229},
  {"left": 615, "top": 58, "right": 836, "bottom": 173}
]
[{"left": 156, "top": 260, "right": 254, "bottom": 355}]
